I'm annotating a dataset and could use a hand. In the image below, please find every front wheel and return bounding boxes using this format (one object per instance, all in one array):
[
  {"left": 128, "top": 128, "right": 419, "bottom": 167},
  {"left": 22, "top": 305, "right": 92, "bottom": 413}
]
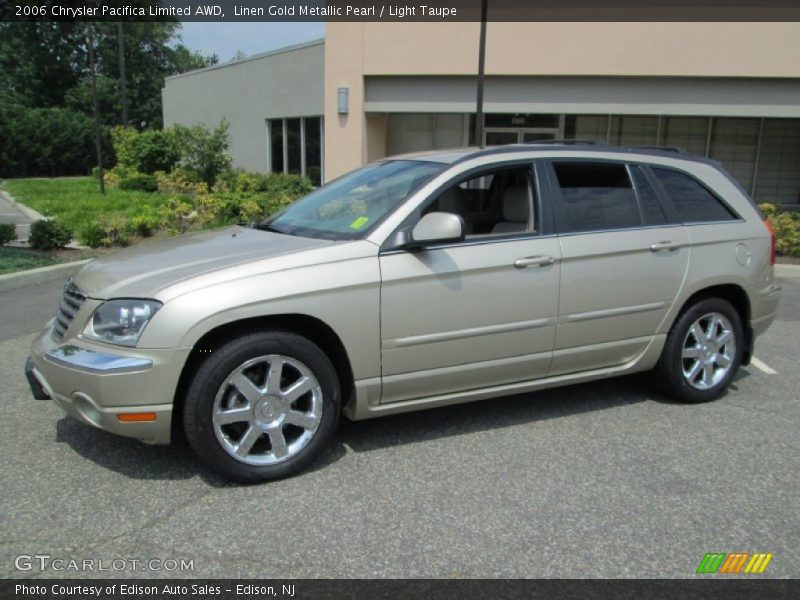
[
  {"left": 655, "top": 297, "right": 743, "bottom": 403},
  {"left": 183, "top": 331, "right": 340, "bottom": 483}
]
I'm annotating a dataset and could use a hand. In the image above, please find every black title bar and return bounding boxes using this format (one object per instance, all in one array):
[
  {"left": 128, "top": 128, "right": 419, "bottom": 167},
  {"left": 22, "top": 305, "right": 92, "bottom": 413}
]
[
  {"left": 2, "top": 579, "right": 800, "bottom": 600},
  {"left": 2, "top": 0, "right": 800, "bottom": 22}
]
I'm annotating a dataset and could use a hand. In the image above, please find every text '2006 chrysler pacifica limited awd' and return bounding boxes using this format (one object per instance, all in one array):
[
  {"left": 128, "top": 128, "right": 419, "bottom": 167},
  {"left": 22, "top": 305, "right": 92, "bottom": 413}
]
[{"left": 26, "top": 143, "right": 782, "bottom": 482}]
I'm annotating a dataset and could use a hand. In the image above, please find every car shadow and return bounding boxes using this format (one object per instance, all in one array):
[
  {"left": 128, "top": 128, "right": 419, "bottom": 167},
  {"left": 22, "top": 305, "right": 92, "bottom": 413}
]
[
  {"left": 53, "top": 371, "right": 716, "bottom": 484},
  {"left": 335, "top": 373, "right": 656, "bottom": 454}
]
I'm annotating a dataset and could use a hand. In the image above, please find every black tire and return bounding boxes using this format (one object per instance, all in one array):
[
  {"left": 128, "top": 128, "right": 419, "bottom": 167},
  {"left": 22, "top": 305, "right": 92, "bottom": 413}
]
[
  {"left": 654, "top": 297, "right": 743, "bottom": 403},
  {"left": 183, "top": 330, "right": 340, "bottom": 483}
]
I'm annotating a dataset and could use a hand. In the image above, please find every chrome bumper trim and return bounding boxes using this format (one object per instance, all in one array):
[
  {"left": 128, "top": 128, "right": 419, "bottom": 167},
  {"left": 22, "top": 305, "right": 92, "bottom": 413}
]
[{"left": 44, "top": 345, "right": 153, "bottom": 373}]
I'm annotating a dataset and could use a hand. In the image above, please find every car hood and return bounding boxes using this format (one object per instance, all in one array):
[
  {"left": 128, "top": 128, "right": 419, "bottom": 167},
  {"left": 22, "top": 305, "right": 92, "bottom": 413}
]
[{"left": 73, "top": 226, "right": 335, "bottom": 299}]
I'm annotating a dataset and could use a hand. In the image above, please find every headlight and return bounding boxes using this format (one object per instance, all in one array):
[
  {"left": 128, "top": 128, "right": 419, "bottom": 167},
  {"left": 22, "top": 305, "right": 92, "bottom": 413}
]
[{"left": 83, "top": 299, "right": 162, "bottom": 347}]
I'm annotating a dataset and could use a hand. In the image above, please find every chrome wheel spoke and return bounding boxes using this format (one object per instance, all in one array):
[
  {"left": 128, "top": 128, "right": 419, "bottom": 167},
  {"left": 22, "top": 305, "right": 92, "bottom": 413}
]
[
  {"left": 284, "top": 376, "right": 313, "bottom": 403},
  {"left": 702, "top": 363, "right": 714, "bottom": 387},
  {"left": 683, "top": 346, "right": 702, "bottom": 359},
  {"left": 235, "top": 426, "right": 262, "bottom": 457},
  {"left": 716, "top": 353, "right": 732, "bottom": 368},
  {"left": 285, "top": 409, "right": 318, "bottom": 430},
  {"left": 266, "top": 358, "right": 284, "bottom": 394},
  {"left": 685, "top": 360, "right": 702, "bottom": 383},
  {"left": 268, "top": 428, "right": 289, "bottom": 458},
  {"left": 689, "top": 323, "right": 707, "bottom": 344},
  {"left": 716, "top": 330, "right": 732, "bottom": 347},
  {"left": 214, "top": 406, "right": 251, "bottom": 426},
  {"left": 229, "top": 372, "right": 262, "bottom": 405}
]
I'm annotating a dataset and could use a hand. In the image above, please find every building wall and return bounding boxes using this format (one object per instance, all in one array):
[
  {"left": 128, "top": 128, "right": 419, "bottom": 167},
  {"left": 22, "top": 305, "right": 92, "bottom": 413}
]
[
  {"left": 163, "top": 40, "right": 324, "bottom": 174},
  {"left": 325, "top": 22, "right": 800, "bottom": 180}
]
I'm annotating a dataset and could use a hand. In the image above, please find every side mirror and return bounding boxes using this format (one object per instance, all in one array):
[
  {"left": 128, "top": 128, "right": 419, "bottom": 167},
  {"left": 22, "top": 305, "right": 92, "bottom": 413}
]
[{"left": 409, "top": 212, "right": 465, "bottom": 247}]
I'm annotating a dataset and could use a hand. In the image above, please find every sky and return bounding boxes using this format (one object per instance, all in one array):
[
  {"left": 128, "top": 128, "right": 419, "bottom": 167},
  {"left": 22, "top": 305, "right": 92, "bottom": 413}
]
[{"left": 177, "top": 22, "right": 325, "bottom": 62}]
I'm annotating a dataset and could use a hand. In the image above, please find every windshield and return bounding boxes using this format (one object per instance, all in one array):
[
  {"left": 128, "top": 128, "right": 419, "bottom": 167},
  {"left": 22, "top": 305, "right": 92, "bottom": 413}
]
[{"left": 263, "top": 160, "right": 446, "bottom": 240}]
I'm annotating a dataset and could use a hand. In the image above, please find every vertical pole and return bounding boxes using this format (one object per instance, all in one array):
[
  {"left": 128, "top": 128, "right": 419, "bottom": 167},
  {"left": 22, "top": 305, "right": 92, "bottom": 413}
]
[
  {"left": 117, "top": 22, "right": 129, "bottom": 127},
  {"left": 88, "top": 25, "right": 105, "bottom": 195},
  {"left": 475, "top": 0, "right": 488, "bottom": 148}
]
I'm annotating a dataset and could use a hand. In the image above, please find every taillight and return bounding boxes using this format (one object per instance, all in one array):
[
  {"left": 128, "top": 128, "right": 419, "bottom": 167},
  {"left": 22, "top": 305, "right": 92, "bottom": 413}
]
[{"left": 763, "top": 219, "right": 776, "bottom": 266}]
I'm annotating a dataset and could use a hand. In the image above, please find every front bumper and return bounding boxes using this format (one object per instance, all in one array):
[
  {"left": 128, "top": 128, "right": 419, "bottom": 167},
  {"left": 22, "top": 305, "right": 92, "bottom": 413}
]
[{"left": 28, "top": 326, "right": 192, "bottom": 445}]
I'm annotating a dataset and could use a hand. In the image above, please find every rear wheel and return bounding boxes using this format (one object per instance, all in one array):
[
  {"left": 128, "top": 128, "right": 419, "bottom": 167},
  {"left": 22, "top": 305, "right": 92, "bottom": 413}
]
[
  {"left": 655, "top": 297, "right": 743, "bottom": 403},
  {"left": 183, "top": 331, "right": 340, "bottom": 483}
]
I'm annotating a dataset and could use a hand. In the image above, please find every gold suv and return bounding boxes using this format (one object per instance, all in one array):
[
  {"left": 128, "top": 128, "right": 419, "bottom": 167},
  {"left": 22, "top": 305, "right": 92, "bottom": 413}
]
[{"left": 26, "top": 144, "right": 782, "bottom": 482}]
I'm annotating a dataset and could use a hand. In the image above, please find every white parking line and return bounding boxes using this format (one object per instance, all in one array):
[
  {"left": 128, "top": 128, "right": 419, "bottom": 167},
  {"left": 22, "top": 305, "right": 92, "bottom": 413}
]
[{"left": 751, "top": 357, "right": 777, "bottom": 375}]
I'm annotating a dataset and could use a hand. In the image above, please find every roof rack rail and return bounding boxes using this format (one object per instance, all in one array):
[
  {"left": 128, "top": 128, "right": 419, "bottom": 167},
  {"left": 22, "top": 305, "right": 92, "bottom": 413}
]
[
  {"left": 520, "top": 139, "right": 607, "bottom": 146},
  {"left": 626, "top": 146, "right": 689, "bottom": 155}
]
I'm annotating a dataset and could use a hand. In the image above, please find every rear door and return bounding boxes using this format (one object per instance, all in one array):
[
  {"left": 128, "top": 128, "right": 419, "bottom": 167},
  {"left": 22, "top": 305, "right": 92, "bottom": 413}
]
[{"left": 545, "top": 160, "right": 690, "bottom": 375}]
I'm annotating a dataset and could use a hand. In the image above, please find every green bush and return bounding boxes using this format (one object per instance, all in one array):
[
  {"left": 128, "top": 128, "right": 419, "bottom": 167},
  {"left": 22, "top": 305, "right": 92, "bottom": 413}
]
[
  {"left": 0, "top": 104, "right": 113, "bottom": 178},
  {"left": 118, "top": 173, "right": 158, "bottom": 192},
  {"left": 0, "top": 223, "right": 17, "bottom": 245},
  {"left": 759, "top": 203, "right": 800, "bottom": 257},
  {"left": 78, "top": 223, "right": 105, "bottom": 249},
  {"left": 214, "top": 169, "right": 313, "bottom": 198},
  {"left": 172, "top": 121, "right": 231, "bottom": 187},
  {"left": 28, "top": 220, "right": 72, "bottom": 250},
  {"left": 112, "top": 127, "right": 181, "bottom": 175}
]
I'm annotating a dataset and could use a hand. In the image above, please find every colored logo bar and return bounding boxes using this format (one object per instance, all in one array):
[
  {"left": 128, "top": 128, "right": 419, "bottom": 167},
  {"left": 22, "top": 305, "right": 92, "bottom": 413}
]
[{"left": 696, "top": 552, "right": 773, "bottom": 574}]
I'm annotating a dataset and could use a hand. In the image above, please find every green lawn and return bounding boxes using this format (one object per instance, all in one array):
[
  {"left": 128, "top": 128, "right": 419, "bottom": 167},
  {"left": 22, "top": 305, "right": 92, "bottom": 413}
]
[
  {"left": 0, "top": 246, "right": 104, "bottom": 276},
  {"left": 0, "top": 246, "right": 61, "bottom": 275},
  {"left": 2, "top": 177, "right": 171, "bottom": 233}
]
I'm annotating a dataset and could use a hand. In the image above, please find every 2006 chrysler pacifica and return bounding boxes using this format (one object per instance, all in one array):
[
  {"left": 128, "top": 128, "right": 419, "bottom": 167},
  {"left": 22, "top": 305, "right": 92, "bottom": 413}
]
[{"left": 26, "top": 143, "right": 782, "bottom": 482}]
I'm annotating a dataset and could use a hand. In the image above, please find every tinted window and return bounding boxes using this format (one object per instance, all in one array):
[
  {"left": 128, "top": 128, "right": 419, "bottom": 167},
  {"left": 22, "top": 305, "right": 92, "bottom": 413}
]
[
  {"left": 651, "top": 168, "right": 736, "bottom": 223},
  {"left": 553, "top": 163, "right": 641, "bottom": 233},
  {"left": 631, "top": 166, "right": 668, "bottom": 225}
]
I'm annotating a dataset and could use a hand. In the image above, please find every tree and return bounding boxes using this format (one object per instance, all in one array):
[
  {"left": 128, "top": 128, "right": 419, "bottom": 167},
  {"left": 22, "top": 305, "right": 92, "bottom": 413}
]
[{"left": 0, "top": 22, "right": 218, "bottom": 129}]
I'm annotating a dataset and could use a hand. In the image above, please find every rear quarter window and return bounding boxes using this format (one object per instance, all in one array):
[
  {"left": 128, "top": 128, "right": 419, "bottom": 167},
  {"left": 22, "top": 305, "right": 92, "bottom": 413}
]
[{"left": 651, "top": 168, "right": 738, "bottom": 223}]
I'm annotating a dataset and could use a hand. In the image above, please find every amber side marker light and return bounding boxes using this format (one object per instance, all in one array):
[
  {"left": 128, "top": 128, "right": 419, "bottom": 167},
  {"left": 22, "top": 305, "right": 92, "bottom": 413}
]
[
  {"left": 764, "top": 219, "right": 776, "bottom": 266},
  {"left": 117, "top": 412, "right": 157, "bottom": 422}
]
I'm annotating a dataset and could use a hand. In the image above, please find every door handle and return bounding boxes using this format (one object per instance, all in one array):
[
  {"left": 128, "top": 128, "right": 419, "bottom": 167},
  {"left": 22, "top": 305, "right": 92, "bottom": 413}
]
[
  {"left": 514, "top": 255, "right": 554, "bottom": 268},
  {"left": 650, "top": 241, "right": 682, "bottom": 252}
]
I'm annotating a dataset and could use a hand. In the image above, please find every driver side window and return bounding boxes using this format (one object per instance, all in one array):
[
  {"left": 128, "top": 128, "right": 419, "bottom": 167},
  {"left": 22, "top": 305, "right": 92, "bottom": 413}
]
[{"left": 423, "top": 165, "right": 536, "bottom": 237}]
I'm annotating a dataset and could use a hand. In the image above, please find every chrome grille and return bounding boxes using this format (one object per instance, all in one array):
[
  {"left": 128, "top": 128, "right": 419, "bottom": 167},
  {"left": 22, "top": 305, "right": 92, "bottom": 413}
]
[{"left": 53, "top": 280, "right": 86, "bottom": 340}]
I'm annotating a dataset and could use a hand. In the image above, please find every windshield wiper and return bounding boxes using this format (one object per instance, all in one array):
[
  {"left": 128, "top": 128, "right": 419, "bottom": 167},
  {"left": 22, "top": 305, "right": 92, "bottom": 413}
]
[{"left": 255, "top": 222, "right": 288, "bottom": 235}]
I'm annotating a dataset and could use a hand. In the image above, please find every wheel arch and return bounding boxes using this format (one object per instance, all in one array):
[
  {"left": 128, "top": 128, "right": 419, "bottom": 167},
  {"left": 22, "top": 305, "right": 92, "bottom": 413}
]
[
  {"left": 674, "top": 283, "right": 752, "bottom": 365},
  {"left": 171, "top": 314, "right": 356, "bottom": 437}
]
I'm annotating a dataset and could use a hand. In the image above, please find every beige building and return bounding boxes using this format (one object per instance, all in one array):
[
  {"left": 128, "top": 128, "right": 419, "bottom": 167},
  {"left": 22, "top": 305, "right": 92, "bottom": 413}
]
[{"left": 164, "top": 22, "right": 800, "bottom": 204}]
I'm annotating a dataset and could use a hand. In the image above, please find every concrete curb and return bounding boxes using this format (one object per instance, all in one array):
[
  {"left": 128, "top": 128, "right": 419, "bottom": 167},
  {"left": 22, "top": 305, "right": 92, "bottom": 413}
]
[
  {"left": 0, "top": 259, "right": 91, "bottom": 292},
  {"left": 775, "top": 263, "right": 800, "bottom": 279},
  {"left": 0, "top": 189, "right": 47, "bottom": 222}
]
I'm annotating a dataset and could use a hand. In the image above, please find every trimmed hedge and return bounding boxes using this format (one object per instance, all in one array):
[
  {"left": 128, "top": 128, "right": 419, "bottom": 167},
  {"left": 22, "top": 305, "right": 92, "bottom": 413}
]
[
  {"left": 0, "top": 104, "right": 113, "bottom": 178},
  {"left": 28, "top": 220, "right": 73, "bottom": 250}
]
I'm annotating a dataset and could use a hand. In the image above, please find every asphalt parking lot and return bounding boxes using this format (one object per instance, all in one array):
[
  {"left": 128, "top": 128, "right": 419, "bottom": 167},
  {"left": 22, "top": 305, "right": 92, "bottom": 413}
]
[{"left": 1, "top": 269, "right": 798, "bottom": 579}]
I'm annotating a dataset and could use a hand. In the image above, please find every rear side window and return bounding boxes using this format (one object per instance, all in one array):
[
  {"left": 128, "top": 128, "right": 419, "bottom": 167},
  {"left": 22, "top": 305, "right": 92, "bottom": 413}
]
[
  {"left": 651, "top": 168, "right": 737, "bottom": 223},
  {"left": 631, "top": 166, "right": 669, "bottom": 225},
  {"left": 552, "top": 163, "right": 641, "bottom": 233}
]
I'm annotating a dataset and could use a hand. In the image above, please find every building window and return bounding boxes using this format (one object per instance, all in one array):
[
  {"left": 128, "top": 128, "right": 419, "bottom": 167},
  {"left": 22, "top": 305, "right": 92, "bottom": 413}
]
[
  {"left": 268, "top": 117, "right": 324, "bottom": 185},
  {"left": 609, "top": 116, "right": 659, "bottom": 147},
  {"left": 270, "top": 119, "right": 284, "bottom": 174},
  {"left": 709, "top": 118, "right": 760, "bottom": 193},
  {"left": 304, "top": 117, "right": 322, "bottom": 186},
  {"left": 564, "top": 115, "right": 609, "bottom": 143},
  {"left": 662, "top": 117, "right": 709, "bottom": 156},
  {"left": 387, "top": 113, "right": 469, "bottom": 155},
  {"left": 755, "top": 119, "right": 800, "bottom": 205}
]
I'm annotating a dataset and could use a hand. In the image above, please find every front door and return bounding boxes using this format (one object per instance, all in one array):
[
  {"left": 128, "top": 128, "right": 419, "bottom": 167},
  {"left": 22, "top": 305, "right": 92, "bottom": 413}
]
[{"left": 379, "top": 163, "right": 561, "bottom": 404}]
